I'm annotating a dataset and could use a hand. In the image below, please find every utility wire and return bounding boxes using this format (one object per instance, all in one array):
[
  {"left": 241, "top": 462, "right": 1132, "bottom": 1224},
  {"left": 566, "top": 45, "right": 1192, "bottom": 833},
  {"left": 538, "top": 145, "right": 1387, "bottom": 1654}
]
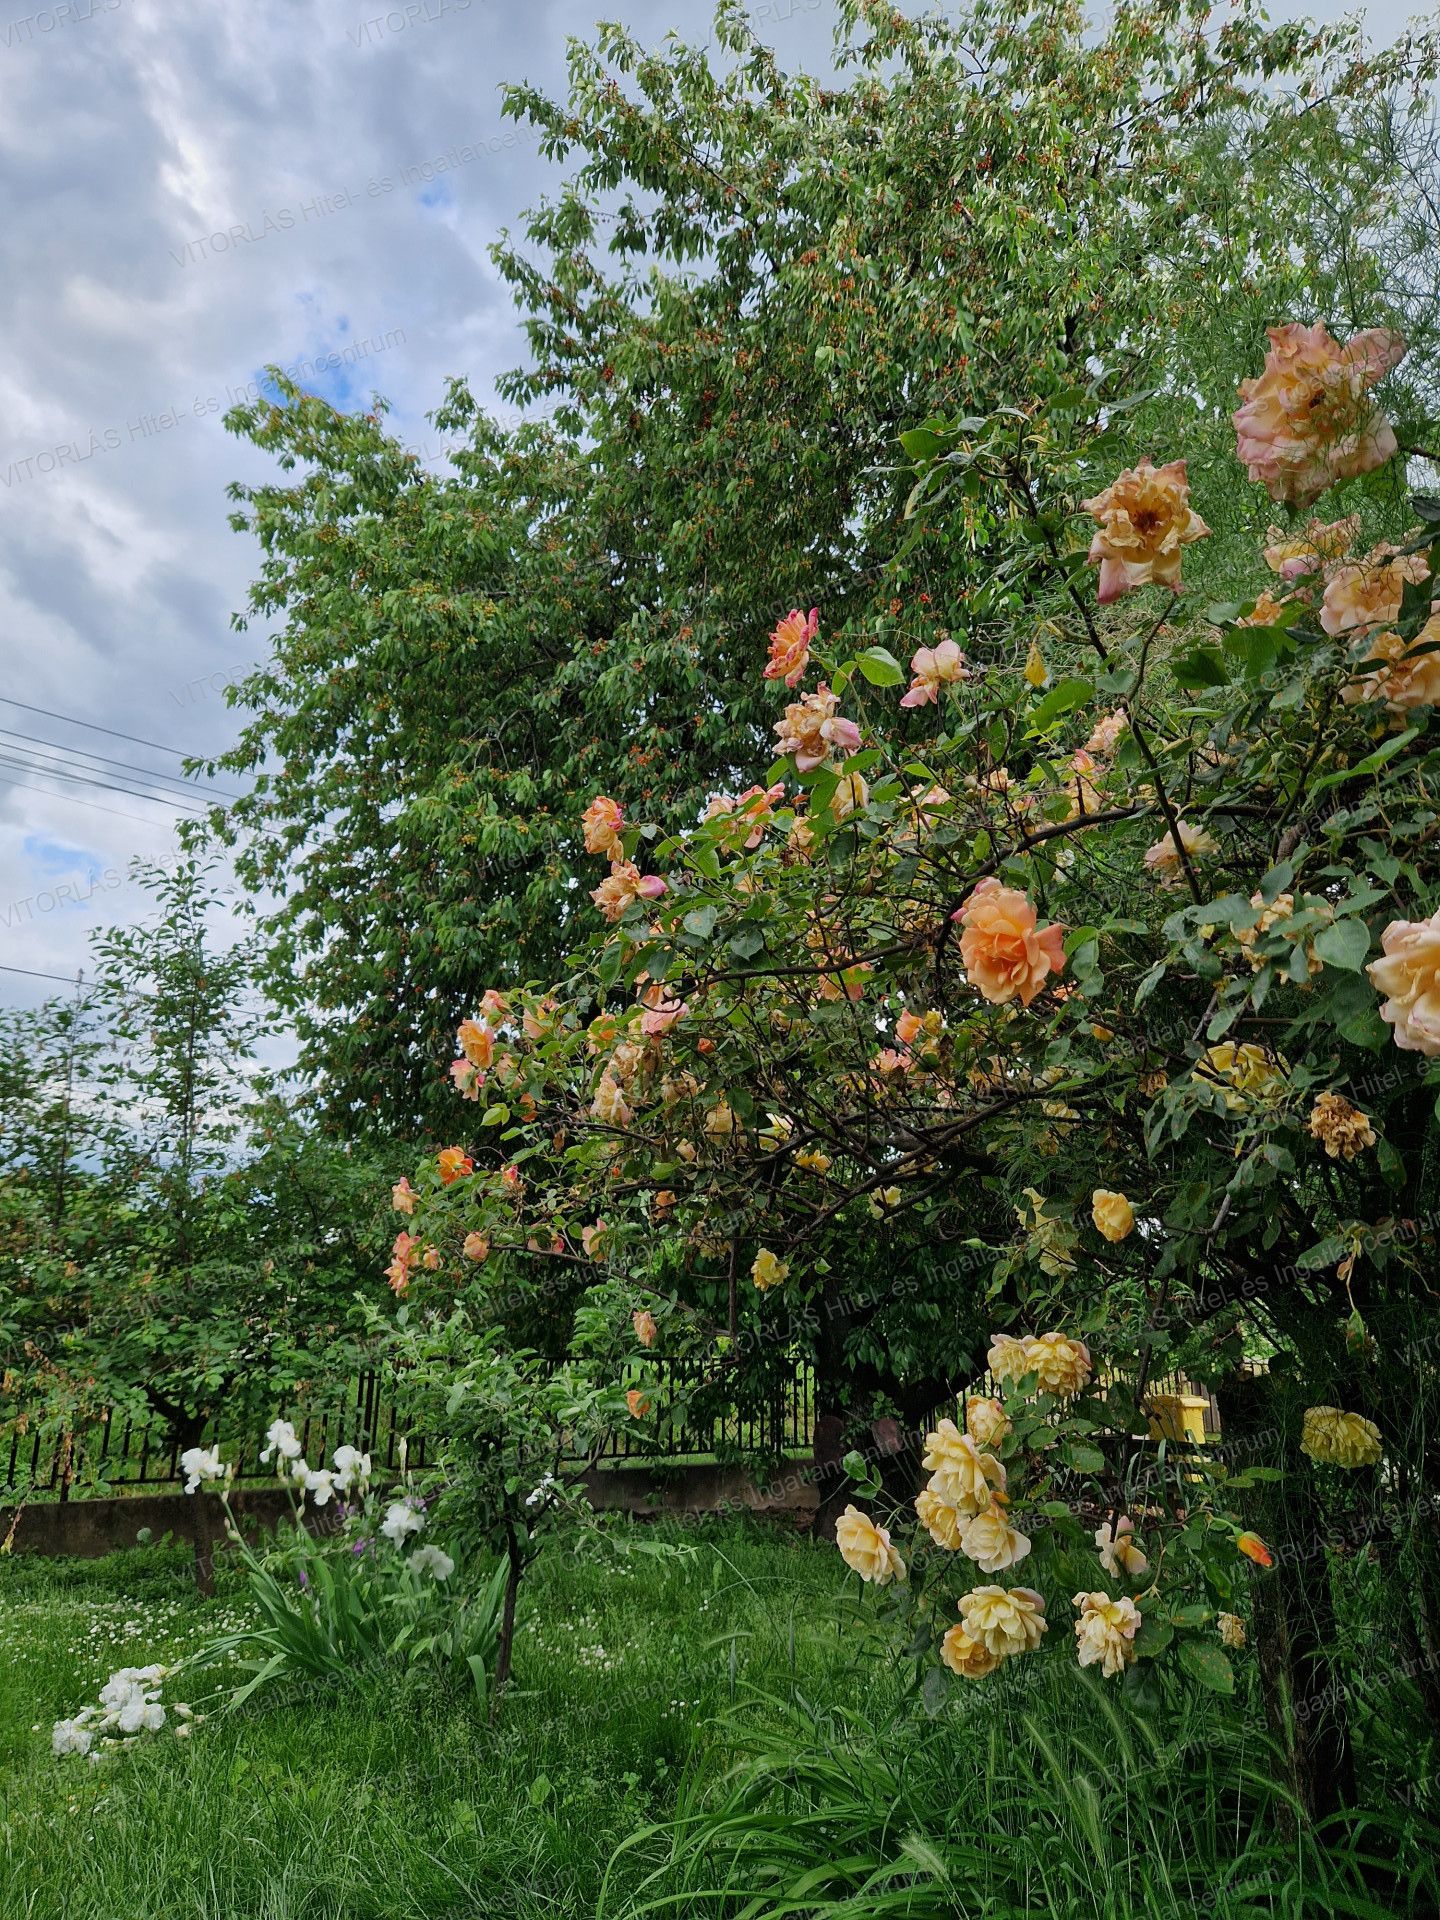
[
  {"left": 0, "top": 726, "right": 244, "bottom": 803},
  {"left": 0, "top": 695, "right": 208, "bottom": 760},
  {"left": 0, "top": 749, "right": 215, "bottom": 816},
  {"left": 0, "top": 774, "right": 198, "bottom": 832}
]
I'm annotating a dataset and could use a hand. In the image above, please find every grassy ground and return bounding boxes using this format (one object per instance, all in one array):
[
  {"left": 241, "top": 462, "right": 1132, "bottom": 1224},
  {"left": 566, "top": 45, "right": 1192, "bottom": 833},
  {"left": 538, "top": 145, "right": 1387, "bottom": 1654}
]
[
  {"left": 0, "top": 1518, "right": 869, "bottom": 1920},
  {"left": 4, "top": 1522, "right": 1437, "bottom": 1919}
]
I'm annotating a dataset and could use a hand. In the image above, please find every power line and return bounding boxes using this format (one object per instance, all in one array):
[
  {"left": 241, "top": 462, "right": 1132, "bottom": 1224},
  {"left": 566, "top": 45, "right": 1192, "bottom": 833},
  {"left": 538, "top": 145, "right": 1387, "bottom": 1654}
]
[
  {"left": 0, "top": 961, "right": 84, "bottom": 987},
  {"left": 0, "top": 695, "right": 211, "bottom": 761},
  {"left": 0, "top": 773, "right": 197, "bottom": 833},
  {"left": 0, "top": 749, "right": 215, "bottom": 817},
  {"left": 0, "top": 729, "right": 242, "bottom": 805}
]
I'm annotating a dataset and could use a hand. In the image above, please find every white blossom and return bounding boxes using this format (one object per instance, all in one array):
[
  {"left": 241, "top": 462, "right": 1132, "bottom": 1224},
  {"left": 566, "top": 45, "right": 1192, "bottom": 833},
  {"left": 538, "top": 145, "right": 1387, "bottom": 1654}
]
[
  {"left": 331, "top": 1445, "right": 371, "bottom": 1494},
  {"left": 260, "top": 1419, "right": 303, "bottom": 1465},
  {"left": 179, "top": 1446, "right": 225, "bottom": 1494},
  {"left": 409, "top": 1544, "right": 455, "bottom": 1581},
  {"left": 381, "top": 1500, "right": 424, "bottom": 1546}
]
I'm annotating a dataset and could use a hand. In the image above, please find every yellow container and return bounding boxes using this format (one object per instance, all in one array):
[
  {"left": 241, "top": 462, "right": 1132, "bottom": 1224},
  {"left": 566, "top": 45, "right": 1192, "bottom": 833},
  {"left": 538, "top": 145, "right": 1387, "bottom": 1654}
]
[{"left": 1146, "top": 1392, "right": 1210, "bottom": 1446}]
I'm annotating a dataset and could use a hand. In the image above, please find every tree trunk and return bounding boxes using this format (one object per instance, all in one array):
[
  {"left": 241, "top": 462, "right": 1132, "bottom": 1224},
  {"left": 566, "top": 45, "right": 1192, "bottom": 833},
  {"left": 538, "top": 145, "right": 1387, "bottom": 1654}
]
[
  {"left": 492, "top": 1530, "right": 524, "bottom": 1716},
  {"left": 1216, "top": 1368, "right": 1356, "bottom": 1827}
]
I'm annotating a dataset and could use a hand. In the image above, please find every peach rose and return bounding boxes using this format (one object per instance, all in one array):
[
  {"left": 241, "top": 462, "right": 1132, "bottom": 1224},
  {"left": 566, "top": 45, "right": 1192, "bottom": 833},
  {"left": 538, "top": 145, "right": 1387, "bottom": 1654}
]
[
  {"left": 626, "top": 1388, "right": 652, "bottom": 1419},
  {"left": 765, "top": 607, "right": 818, "bottom": 688},
  {"left": 899, "top": 639, "right": 969, "bottom": 708},
  {"left": 1091, "top": 1189, "right": 1134, "bottom": 1243},
  {"left": 1367, "top": 909, "right": 1440, "bottom": 1056},
  {"left": 835, "top": 1505, "right": 906, "bottom": 1585},
  {"left": 591, "top": 1073, "right": 633, "bottom": 1128},
  {"left": 773, "top": 684, "right": 862, "bottom": 772},
  {"left": 1143, "top": 820, "right": 1218, "bottom": 881},
  {"left": 581, "top": 1220, "right": 609, "bottom": 1260},
  {"left": 582, "top": 795, "right": 625, "bottom": 859},
  {"left": 960, "top": 1507, "right": 1032, "bottom": 1574},
  {"left": 1235, "top": 589, "right": 1294, "bottom": 629},
  {"left": 437, "top": 1147, "right": 473, "bottom": 1184},
  {"left": 1084, "top": 709, "right": 1128, "bottom": 759},
  {"left": 591, "top": 862, "right": 666, "bottom": 923},
  {"left": 940, "top": 1622, "right": 1002, "bottom": 1679},
  {"left": 1263, "top": 514, "right": 1359, "bottom": 580},
  {"left": 964, "top": 1397, "right": 1011, "bottom": 1449},
  {"left": 1232, "top": 323, "right": 1407, "bottom": 506},
  {"left": 958, "top": 1584, "right": 1047, "bottom": 1660},
  {"left": 1081, "top": 457, "right": 1210, "bottom": 604},
  {"left": 632, "top": 1307, "right": 658, "bottom": 1347},
  {"left": 1321, "top": 553, "right": 1428, "bottom": 636},
  {"left": 1342, "top": 613, "right": 1440, "bottom": 717},
  {"left": 1073, "top": 1591, "right": 1142, "bottom": 1677},
  {"left": 449, "top": 1057, "right": 483, "bottom": 1102},
  {"left": 639, "top": 982, "right": 688, "bottom": 1037},
  {"left": 953, "top": 878, "right": 1066, "bottom": 1008},
  {"left": 462, "top": 1231, "right": 490, "bottom": 1263},
  {"left": 391, "top": 1177, "right": 417, "bottom": 1215}
]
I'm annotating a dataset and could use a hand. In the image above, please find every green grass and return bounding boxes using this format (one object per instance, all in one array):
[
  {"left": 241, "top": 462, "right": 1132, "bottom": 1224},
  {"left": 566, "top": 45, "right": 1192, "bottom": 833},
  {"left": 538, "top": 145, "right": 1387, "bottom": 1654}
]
[
  {"left": 4, "top": 1524, "right": 1438, "bottom": 1920},
  {"left": 0, "top": 1519, "right": 868, "bottom": 1920}
]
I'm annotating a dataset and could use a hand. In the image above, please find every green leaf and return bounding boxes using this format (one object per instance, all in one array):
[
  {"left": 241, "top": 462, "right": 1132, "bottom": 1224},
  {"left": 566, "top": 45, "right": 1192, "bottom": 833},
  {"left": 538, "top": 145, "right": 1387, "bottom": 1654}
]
[
  {"left": 682, "top": 905, "right": 718, "bottom": 940},
  {"left": 1134, "top": 1616, "right": 1174, "bottom": 1661},
  {"left": 854, "top": 646, "right": 905, "bottom": 688},
  {"left": 1061, "top": 1442, "right": 1106, "bottom": 1474},
  {"left": 1171, "top": 647, "right": 1229, "bottom": 690},
  {"left": 1312, "top": 918, "right": 1371, "bottom": 973},
  {"left": 480, "top": 1104, "right": 509, "bottom": 1127},
  {"left": 1027, "top": 677, "right": 1093, "bottom": 732},
  {"left": 1178, "top": 1638, "right": 1234, "bottom": 1694}
]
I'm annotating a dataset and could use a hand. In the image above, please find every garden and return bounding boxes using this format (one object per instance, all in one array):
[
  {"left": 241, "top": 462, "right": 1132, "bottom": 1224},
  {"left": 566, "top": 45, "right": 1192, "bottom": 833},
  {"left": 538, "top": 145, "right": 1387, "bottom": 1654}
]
[{"left": 7, "top": 1, "right": 1440, "bottom": 1914}]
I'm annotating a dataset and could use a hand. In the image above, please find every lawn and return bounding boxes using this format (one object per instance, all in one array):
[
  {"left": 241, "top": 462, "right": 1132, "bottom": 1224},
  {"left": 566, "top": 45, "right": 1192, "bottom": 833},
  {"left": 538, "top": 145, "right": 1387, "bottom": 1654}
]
[
  {"left": 0, "top": 1518, "right": 870, "bottom": 1920},
  {"left": 4, "top": 1519, "right": 1438, "bottom": 1920}
]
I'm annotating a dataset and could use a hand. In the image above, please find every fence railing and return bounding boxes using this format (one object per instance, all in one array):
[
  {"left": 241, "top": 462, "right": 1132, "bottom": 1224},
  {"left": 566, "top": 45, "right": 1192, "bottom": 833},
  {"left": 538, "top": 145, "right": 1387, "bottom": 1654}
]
[{"left": 2, "top": 1360, "right": 1223, "bottom": 1503}]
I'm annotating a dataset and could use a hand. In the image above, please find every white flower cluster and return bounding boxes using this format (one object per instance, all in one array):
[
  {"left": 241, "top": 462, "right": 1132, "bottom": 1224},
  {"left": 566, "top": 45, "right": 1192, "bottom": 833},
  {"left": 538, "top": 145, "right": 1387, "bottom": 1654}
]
[
  {"left": 179, "top": 1446, "right": 228, "bottom": 1494},
  {"left": 52, "top": 1664, "right": 197, "bottom": 1761},
  {"left": 260, "top": 1419, "right": 372, "bottom": 1505}
]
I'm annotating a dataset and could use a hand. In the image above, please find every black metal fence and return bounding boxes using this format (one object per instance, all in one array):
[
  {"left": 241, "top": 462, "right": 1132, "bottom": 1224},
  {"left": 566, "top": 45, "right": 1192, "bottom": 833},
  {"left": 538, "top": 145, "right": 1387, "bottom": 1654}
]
[{"left": 3, "top": 1359, "right": 1220, "bottom": 1503}]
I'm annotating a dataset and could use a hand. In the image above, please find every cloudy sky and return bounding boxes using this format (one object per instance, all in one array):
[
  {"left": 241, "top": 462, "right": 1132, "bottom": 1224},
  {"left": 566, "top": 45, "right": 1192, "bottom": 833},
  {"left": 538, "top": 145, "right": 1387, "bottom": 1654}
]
[{"left": 0, "top": 0, "right": 1422, "bottom": 1014}]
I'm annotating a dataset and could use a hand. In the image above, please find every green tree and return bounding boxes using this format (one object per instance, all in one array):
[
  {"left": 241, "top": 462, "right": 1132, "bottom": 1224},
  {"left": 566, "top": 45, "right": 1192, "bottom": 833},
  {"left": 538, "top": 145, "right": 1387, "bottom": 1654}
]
[{"left": 205, "top": 0, "right": 1437, "bottom": 1135}]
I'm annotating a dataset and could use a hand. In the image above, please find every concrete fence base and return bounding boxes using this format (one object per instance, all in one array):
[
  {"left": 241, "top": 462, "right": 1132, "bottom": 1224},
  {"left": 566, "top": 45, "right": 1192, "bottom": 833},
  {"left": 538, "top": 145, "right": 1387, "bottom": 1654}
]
[{"left": 1, "top": 1461, "right": 818, "bottom": 1560}]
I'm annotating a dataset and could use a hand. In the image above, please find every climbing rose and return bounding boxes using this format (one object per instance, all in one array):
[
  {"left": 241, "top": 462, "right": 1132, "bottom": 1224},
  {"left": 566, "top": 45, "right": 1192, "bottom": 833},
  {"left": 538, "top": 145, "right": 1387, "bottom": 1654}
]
[
  {"left": 765, "top": 607, "right": 819, "bottom": 687},
  {"left": 915, "top": 1487, "right": 968, "bottom": 1551},
  {"left": 1073, "top": 1591, "right": 1142, "bottom": 1677},
  {"left": 1342, "top": 614, "right": 1440, "bottom": 718},
  {"left": 835, "top": 1505, "right": 907, "bottom": 1585},
  {"left": 750, "top": 1247, "right": 788, "bottom": 1291},
  {"left": 1236, "top": 589, "right": 1294, "bottom": 629},
  {"left": 940, "top": 1623, "right": 1002, "bottom": 1679},
  {"left": 899, "top": 639, "right": 969, "bottom": 707},
  {"left": 1081, "top": 457, "right": 1210, "bottom": 604},
  {"left": 964, "top": 1397, "right": 1011, "bottom": 1449},
  {"left": 456, "top": 1019, "right": 494, "bottom": 1071},
  {"left": 1084, "top": 709, "right": 1128, "bottom": 758},
  {"left": 591, "top": 1073, "right": 632, "bottom": 1128},
  {"left": 921, "top": 1420, "right": 1006, "bottom": 1514},
  {"left": 958, "top": 1584, "right": 1047, "bottom": 1660},
  {"left": 1095, "top": 1515, "right": 1148, "bottom": 1580},
  {"left": 632, "top": 1308, "right": 658, "bottom": 1348},
  {"left": 462, "top": 1232, "right": 490, "bottom": 1262},
  {"left": 582, "top": 795, "right": 625, "bottom": 859},
  {"left": 1091, "top": 1189, "right": 1134, "bottom": 1243},
  {"left": 1307, "top": 1092, "right": 1376, "bottom": 1160},
  {"left": 987, "top": 1332, "right": 1033, "bottom": 1386},
  {"left": 1367, "top": 910, "right": 1440, "bottom": 1057},
  {"left": 1143, "top": 820, "right": 1218, "bottom": 880},
  {"left": 1320, "top": 552, "right": 1428, "bottom": 635},
  {"left": 1263, "top": 514, "right": 1359, "bottom": 580},
  {"left": 626, "top": 1389, "right": 652, "bottom": 1419},
  {"left": 773, "top": 684, "right": 862, "bottom": 772},
  {"left": 437, "top": 1147, "right": 473, "bottom": 1185},
  {"left": 1023, "top": 1332, "right": 1093, "bottom": 1399},
  {"left": 1301, "top": 1406, "right": 1382, "bottom": 1468},
  {"left": 1198, "top": 1041, "right": 1284, "bottom": 1106},
  {"left": 391, "top": 1177, "right": 417, "bottom": 1215},
  {"left": 581, "top": 1220, "right": 609, "bottom": 1259},
  {"left": 954, "top": 878, "right": 1066, "bottom": 1008},
  {"left": 961, "top": 1508, "right": 1032, "bottom": 1574},
  {"left": 591, "top": 862, "right": 666, "bottom": 922},
  {"left": 1232, "top": 323, "right": 1407, "bottom": 505}
]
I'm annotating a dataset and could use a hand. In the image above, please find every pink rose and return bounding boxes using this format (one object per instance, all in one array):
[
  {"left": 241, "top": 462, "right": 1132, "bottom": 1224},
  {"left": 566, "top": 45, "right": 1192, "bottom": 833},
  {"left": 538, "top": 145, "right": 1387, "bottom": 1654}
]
[{"left": 1233, "top": 324, "right": 1406, "bottom": 506}]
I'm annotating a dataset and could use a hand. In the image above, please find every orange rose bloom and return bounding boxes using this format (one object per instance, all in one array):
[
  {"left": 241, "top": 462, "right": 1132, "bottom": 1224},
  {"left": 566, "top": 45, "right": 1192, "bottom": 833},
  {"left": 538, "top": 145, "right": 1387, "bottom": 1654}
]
[
  {"left": 626, "top": 1389, "right": 652, "bottom": 1419},
  {"left": 632, "top": 1308, "right": 658, "bottom": 1347},
  {"left": 953, "top": 879, "right": 1066, "bottom": 1008},
  {"left": 764, "top": 607, "right": 818, "bottom": 688},
  {"left": 1081, "top": 457, "right": 1210, "bottom": 605},
  {"left": 462, "top": 1232, "right": 490, "bottom": 1262},
  {"left": 582, "top": 795, "right": 625, "bottom": 858},
  {"left": 437, "top": 1147, "right": 473, "bottom": 1185}
]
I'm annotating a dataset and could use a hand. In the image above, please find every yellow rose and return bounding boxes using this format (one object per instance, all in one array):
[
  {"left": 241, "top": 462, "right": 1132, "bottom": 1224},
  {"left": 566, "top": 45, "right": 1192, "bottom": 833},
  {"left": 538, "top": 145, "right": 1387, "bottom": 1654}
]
[
  {"left": 1307, "top": 1092, "right": 1376, "bottom": 1161},
  {"left": 964, "top": 1397, "right": 1011, "bottom": 1449},
  {"left": 915, "top": 1487, "right": 967, "bottom": 1552},
  {"left": 987, "top": 1333, "right": 1033, "bottom": 1387},
  {"left": 958, "top": 1584, "right": 1048, "bottom": 1660},
  {"left": 940, "top": 1623, "right": 1002, "bottom": 1679},
  {"left": 835, "top": 1505, "right": 906, "bottom": 1585},
  {"left": 1301, "top": 1406, "right": 1382, "bottom": 1469},
  {"left": 1143, "top": 819, "right": 1219, "bottom": 882},
  {"left": 1023, "top": 1331, "right": 1093, "bottom": 1399},
  {"left": 751, "top": 1248, "right": 789, "bottom": 1291},
  {"left": 1095, "top": 1515, "right": 1148, "bottom": 1580},
  {"left": 961, "top": 1508, "right": 1032, "bottom": 1574},
  {"left": 1196, "top": 1041, "right": 1283, "bottom": 1108},
  {"left": 1072, "top": 1591, "right": 1142, "bottom": 1677},
  {"left": 1091, "top": 1189, "right": 1135, "bottom": 1243},
  {"left": 921, "top": 1420, "right": 1007, "bottom": 1515}
]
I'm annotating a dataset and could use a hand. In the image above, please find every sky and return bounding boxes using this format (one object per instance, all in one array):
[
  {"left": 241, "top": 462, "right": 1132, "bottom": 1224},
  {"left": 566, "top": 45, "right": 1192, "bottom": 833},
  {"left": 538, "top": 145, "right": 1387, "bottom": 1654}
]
[{"left": 0, "top": 0, "right": 1425, "bottom": 1016}]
